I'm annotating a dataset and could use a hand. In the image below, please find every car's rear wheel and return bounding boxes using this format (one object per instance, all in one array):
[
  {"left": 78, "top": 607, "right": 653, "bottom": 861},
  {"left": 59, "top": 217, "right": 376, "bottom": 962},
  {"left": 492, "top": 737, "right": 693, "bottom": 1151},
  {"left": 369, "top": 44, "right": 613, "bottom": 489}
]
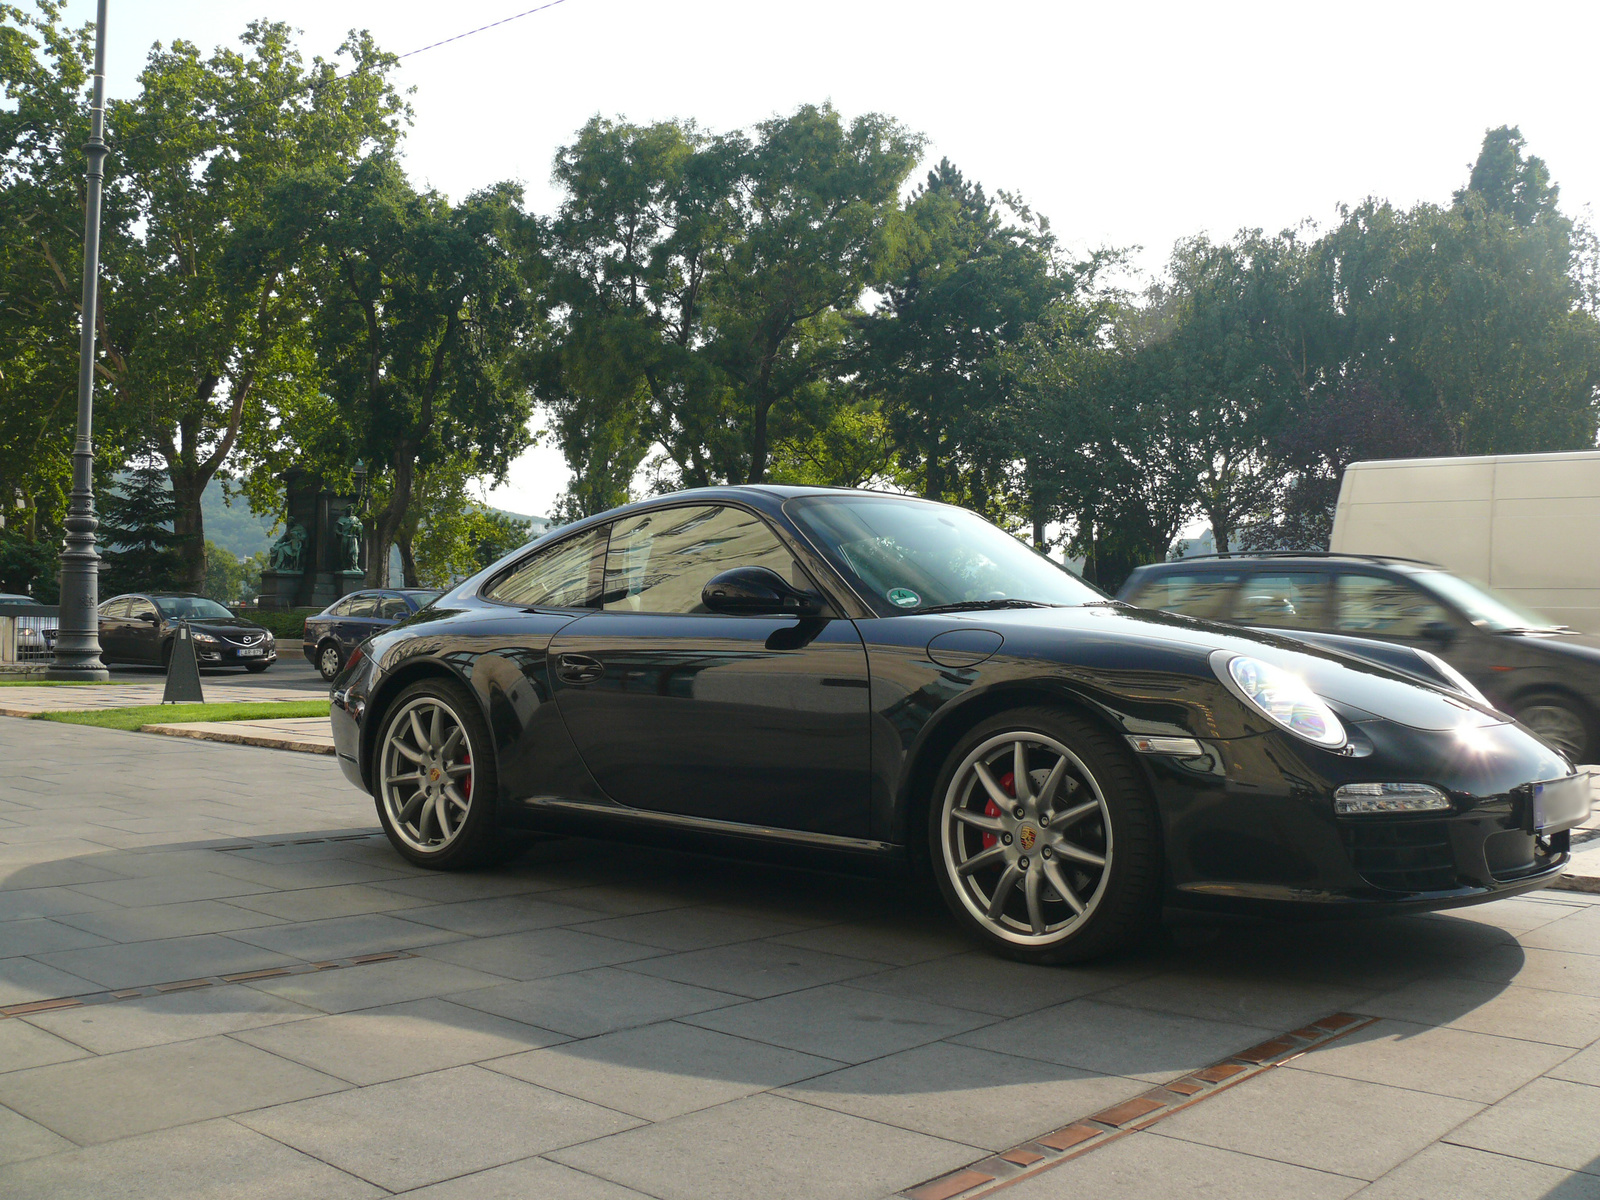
[
  {"left": 317, "top": 641, "right": 343, "bottom": 681},
  {"left": 1510, "top": 690, "right": 1593, "bottom": 763},
  {"left": 929, "top": 706, "right": 1161, "bottom": 964},
  {"left": 373, "top": 679, "right": 502, "bottom": 870}
]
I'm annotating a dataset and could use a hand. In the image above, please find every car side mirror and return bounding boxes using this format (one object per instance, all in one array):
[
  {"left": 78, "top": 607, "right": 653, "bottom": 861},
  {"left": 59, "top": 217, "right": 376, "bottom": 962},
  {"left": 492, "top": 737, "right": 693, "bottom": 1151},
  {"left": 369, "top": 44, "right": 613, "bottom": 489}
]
[
  {"left": 702, "top": 567, "right": 823, "bottom": 617},
  {"left": 1421, "top": 619, "right": 1455, "bottom": 648},
  {"left": 140, "top": 612, "right": 159, "bottom": 623}
]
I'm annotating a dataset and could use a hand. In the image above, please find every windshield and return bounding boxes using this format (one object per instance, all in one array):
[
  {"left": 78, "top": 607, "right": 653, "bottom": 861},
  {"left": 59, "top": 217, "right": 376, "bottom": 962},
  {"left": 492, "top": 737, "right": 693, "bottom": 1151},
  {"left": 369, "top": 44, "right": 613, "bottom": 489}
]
[
  {"left": 1414, "top": 572, "right": 1561, "bottom": 632},
  {"left": 154, "top": 596, "right": 234, "bottom": 621},
  {"left": 787, "top": 494, "right": 1104, "bottom": 613}
]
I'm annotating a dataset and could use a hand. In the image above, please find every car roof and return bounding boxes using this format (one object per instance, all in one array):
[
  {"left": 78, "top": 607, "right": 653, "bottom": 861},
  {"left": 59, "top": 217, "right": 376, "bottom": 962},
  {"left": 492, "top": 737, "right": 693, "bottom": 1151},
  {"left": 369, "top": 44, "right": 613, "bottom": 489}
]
[{"left": 1133, "top": 553, "right": 1439, "bottom": 573}]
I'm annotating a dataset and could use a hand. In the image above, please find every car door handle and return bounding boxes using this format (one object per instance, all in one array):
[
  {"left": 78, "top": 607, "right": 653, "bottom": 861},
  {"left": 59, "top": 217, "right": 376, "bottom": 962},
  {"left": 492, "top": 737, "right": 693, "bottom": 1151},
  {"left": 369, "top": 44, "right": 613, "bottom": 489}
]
[{"left": 555, "top": 653, "right": 605, "bottom": 685}]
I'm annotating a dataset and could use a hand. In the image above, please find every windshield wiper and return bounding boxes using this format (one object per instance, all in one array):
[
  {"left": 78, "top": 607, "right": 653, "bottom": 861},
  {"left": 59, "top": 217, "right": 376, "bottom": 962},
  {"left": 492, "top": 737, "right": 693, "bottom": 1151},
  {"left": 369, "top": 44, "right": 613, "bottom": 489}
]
[{"left": 915, "top": 599, "right": 1062, "bottom": 614}]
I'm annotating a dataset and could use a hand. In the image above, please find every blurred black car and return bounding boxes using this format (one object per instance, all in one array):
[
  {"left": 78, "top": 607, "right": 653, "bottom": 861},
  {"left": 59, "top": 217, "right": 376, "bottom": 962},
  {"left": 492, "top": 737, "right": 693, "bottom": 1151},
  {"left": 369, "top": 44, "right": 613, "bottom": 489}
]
[
  {"left": 303, "top": 588, "right": 439, "bottom": 681},
  {"left": 1119, "top": 553, "right": 1600, "bottom": 763},
  {"left": 98, "top": 593, "right": 276, "bottom": 671},
  {"left": 327, "top": 488, "right": 1589, "bottom": 964}
]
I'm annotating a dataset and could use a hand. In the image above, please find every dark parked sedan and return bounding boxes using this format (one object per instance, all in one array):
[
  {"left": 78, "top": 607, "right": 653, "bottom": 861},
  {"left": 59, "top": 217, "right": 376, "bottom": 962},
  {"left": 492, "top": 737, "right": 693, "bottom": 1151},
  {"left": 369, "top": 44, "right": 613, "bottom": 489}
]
[
  {"left": 1118, "top": 553, "right": 1600, "bottom": 763},
  {"left": 98, "top": 593, "right": 276, "bottom": 671},
  {"left": 303, "top": 588, "right": 440, "bottom": 681},
  {"left": 328, "top": 487, "right": 1590, "bottom": 963}
]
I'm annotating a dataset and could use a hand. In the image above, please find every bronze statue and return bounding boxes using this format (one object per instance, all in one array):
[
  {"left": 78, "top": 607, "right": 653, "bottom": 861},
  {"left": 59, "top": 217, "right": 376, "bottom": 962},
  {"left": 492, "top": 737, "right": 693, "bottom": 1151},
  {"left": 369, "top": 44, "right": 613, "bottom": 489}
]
[
  {"left": 335, "top": 510, "right": 363, "bottom": 573},
  {"left": 267, "top": 522, "right": 307, "bottom": 574}
]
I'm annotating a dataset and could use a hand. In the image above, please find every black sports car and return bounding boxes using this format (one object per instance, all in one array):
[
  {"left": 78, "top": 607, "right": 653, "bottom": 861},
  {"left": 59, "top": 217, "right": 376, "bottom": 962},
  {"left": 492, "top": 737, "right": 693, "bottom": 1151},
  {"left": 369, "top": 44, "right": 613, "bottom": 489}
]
[
  {"left": 98, "top": 593, "right": 277, "bottom": 671},
  {"left": 329, "top": 487, "right": 1591, "bottom": 962}
]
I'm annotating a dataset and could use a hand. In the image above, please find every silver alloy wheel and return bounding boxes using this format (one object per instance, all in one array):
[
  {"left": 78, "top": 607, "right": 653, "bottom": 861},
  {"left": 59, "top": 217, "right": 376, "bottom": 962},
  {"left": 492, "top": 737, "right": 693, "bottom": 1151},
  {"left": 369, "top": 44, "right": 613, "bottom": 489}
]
[
  {"left": 319, "top": 644, "right": 342, "bottom": 679},
  {"left": 940, "top": 730, "right": 1113, "bottom": 946},
  {"left": 379, "top": 695, "right": 476, "bottom": 853},
  {"left": 1517, "top": 702, "right": 1587, "bottom": 762}
]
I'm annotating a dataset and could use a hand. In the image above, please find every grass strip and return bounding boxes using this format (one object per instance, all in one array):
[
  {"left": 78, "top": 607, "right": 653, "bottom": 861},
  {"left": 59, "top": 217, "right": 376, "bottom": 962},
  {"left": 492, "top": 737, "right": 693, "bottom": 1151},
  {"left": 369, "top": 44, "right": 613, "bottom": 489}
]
[{"left": 36, "top": 700, "right": 330, "bottom": 731}]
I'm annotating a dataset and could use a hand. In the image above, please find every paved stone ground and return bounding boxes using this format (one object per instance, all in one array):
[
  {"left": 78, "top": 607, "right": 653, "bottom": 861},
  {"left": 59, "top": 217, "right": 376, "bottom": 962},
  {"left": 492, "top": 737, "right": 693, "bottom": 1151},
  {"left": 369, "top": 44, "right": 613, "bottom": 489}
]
[{"left": 1, "top": 718, "right": 1599, "bottom": 1199}]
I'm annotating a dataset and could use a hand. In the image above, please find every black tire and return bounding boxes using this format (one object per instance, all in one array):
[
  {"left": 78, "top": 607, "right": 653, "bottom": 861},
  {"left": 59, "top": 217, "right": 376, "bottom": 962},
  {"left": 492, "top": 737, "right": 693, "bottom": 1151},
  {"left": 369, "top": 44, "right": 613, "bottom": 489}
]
[
  {"left": 371, "top": 677, "right": 505, "bottom": 870},
  {"left": 316, "top": 641, "right": 344, "bottom": 682},
  {"left": 1509, "top": 690, "right": 1594, "bottom": 763},
  {"left": 928, "top": 705, "right": 1161, "bottom": 964}
]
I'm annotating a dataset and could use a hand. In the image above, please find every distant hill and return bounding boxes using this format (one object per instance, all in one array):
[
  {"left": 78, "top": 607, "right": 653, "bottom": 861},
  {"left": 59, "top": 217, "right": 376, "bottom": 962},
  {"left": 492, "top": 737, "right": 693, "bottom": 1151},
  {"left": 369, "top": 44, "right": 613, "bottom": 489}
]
[{"left": 202, "top": 480, "right": 278, "bottom": 559}]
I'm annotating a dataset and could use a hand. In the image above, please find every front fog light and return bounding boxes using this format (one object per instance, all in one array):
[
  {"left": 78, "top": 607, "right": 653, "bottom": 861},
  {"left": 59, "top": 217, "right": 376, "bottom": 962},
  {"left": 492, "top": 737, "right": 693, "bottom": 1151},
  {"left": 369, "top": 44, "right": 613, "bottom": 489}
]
[{"left": 1334, "top": 782, "right": 1451, "bottom": 815}]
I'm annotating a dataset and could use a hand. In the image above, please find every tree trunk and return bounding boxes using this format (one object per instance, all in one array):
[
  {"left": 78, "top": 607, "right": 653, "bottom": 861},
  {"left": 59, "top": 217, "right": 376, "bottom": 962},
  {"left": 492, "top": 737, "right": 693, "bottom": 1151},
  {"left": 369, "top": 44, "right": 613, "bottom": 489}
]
[
  {"left": 168, "top": 469, "right": 208, "bottom": 594},
  {"left": 747, "top": 398, "right": 772, "bottom": 484},
  {"left": 397, "top": 532, "right": 419, "bottom": 588},
  {"left": 1205, "top": 505, "right": 1232, "bottom": 556},
  {"left": 366, "top": 452, "right": 416, "bottom": 588}
]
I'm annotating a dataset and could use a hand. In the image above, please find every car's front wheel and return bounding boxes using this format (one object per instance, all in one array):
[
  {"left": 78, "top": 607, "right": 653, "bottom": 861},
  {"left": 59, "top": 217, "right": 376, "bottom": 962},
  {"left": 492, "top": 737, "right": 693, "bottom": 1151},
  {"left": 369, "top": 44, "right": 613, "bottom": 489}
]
[
  {"left": 317, "top": 641, "right": 344, "bottom": 682},
  {"left": 929, "top": 706, "right": 1161, "bottom": 964},
  {"left": 1510, "top": 690, "right": 1593, "bottom": 763},
  {"left": 373, "top": 679, "right": 502, "bottom": 870}
]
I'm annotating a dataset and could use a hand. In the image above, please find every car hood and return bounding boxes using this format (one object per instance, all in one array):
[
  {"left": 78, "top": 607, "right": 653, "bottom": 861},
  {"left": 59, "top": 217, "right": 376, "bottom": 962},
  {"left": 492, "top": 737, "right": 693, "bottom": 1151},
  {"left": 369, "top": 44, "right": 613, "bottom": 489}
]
[{"left": 937, "top": 603, "right": 1503, "bottom": 733}]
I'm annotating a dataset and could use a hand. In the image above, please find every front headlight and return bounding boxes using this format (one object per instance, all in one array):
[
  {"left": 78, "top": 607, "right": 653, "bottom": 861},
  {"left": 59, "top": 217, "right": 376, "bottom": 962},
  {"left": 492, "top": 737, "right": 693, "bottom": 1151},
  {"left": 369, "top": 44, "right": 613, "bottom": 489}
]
[
  {"left": 193, "top": 632, "right": 219, "bottom": 645},
  {"left": 1216, "top": 653, "right": 1346, "bottom": 749}
]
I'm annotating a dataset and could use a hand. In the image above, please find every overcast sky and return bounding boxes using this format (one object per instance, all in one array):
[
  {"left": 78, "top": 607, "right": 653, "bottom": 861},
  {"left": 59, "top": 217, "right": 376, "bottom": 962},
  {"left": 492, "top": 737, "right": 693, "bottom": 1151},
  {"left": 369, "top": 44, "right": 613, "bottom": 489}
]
[{"left": 59, "top": 0, "right": 1600, "bottom": 519}]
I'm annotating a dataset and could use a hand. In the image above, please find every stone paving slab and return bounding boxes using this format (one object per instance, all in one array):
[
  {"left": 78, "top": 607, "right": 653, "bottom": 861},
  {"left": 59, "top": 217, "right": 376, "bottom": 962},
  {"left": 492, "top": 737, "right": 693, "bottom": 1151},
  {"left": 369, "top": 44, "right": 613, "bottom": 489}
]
[{"left": 1, "top": 717, "right": 1599, "bottom": 1200}]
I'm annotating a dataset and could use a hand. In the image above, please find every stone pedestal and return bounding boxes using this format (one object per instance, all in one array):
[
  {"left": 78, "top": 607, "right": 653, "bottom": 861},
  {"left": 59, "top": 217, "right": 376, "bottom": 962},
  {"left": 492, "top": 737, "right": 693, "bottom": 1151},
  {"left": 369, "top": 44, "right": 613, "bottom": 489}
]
[{"left": 257, "top": 469, "right": 367, "bottom": 611}]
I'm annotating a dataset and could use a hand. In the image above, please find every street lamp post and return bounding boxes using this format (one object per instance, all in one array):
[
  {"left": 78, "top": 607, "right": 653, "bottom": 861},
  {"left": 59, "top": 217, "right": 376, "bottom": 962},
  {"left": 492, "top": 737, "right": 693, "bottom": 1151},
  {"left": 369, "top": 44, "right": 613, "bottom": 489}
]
[{"left": 48, "top": 0, "right": 111, "bottom": 681}]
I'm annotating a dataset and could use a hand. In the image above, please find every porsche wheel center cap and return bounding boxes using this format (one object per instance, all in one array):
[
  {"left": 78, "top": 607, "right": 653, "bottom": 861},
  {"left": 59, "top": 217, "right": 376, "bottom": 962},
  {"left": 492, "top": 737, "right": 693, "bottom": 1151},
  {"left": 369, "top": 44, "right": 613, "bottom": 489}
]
[
  {"left": 1018, "top": 825, "right": 1037, "bottom": 852},
  {"left": 429, "top": 768, "right": 441, "bottom": 783}
]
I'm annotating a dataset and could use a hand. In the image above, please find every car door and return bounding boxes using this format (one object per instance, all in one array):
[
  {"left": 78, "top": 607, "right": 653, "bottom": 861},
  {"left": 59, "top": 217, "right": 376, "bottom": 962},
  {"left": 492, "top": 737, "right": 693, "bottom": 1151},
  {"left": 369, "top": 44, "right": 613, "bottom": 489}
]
[
  {"left": 97, "top": 598, "right": 130, "bottom": 662},
  {"left": 1332, "top": 570, "right": 1489, "bottom": 675},
  {"left": 1231, "top": 569, "right": 1334, "bottom": 632},
  {"left": 124, "top": 597, "right": 162, "bottom": 663},
  {"left": 547, "top": 503, "right": 874, "bottom": 839},
  {"left": 338, "top": 594, "right": 380, "bottom": 654}
]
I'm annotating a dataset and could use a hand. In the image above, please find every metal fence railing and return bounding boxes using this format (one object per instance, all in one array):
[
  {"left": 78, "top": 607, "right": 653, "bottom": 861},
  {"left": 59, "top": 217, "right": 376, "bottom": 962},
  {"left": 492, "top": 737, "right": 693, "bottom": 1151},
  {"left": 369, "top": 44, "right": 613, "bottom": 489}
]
[{"left": 0, "top": 604, "right": 59, "bottom": 665}]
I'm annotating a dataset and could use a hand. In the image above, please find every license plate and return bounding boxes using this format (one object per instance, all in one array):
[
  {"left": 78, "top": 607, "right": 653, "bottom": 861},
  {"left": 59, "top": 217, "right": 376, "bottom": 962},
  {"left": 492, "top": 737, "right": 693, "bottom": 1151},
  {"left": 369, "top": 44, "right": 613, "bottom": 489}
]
[
  {"left": 1530, "top": 774, "right": 1592, "bottom": 834},
  {"left": 238, "top": 647, "right": 265, "bottom": 657}
]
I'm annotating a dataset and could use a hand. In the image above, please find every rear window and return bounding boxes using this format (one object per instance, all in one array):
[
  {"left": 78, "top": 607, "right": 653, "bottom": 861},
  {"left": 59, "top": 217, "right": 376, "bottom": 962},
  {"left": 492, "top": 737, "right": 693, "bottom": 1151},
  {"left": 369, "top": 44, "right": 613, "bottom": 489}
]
[{"left": 1124, "top": 571, "right": 1240, "bottom": 619}]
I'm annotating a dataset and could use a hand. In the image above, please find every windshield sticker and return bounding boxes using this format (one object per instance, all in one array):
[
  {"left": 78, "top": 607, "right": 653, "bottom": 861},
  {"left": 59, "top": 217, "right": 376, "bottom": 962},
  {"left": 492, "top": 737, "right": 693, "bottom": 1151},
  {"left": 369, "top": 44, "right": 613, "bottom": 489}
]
[{"left": 887, "top": 588, "right": 921, "bottom": 608}]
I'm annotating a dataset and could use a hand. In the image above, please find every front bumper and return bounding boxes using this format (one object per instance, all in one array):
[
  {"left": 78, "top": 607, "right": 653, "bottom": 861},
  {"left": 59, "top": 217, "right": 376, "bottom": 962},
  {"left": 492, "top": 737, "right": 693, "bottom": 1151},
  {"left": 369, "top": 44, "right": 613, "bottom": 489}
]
[
  {"left": 194, "top": 642, "right": 276, "bottom": 668},
  {"left": 1150, "top": 717, "right": 1587, "bottom": 916}
]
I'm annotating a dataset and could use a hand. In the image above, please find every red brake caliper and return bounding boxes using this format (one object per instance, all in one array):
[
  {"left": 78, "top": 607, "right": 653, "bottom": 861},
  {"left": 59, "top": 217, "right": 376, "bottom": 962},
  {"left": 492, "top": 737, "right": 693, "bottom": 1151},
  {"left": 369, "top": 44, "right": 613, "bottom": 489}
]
[
  {"left": 460, "top": 751, "right": 472, "bottom": 800},
  {"left": 980, "top": 771, "right": 1016, "bottom": 850}
]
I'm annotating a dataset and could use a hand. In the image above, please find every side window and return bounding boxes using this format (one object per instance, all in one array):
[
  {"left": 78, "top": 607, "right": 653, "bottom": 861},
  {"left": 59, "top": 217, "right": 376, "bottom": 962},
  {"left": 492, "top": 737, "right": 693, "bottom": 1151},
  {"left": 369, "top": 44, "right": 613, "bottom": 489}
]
[
  {"left": 99, "top": 598, "right": 128, "bottom": 618},
  {"left": 327, "top": 596, "right": 354, "bottom": 617},
  {"left": 345, "top": 595, "right": 379, "bottom": 619},
  {"left": 484, "top": 526, "right": 606, "bottom": 608},
  {"left": 1234, "top": 572, "right": 1330, "bottom": 629},
  {"left": 378, "top": 596, "right": 410, "bottom": 620},
  {"left": 1336, "top": 573, "right": 1452, "bottom": 638},
  {"left": 127, "top": 598, "right": 158, "bottom": 621},
  {"left": 603, "top": 506, "right": 800, "bottom": 614},
  {"left": 1126, "top": 571, "right": 1239, "bottom": 619}
]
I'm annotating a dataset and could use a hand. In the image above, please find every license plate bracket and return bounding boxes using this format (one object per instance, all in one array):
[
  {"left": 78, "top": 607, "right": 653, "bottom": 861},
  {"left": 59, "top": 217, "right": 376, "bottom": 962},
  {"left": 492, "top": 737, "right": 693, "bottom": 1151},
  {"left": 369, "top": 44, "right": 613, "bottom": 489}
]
[
  {"left": 1527, "top": 773, "right": 1592, "bottom": 834},
  {"left": 238, "top": 647, "right": 265, "bottom": 657}
]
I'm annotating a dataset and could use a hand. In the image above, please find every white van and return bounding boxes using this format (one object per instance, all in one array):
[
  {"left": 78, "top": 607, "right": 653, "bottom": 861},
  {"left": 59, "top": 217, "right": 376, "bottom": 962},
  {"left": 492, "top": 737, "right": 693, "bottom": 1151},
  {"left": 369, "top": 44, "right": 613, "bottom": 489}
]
[{"left": 1331, "top": 451, "right": 1600, "bottom": 634}]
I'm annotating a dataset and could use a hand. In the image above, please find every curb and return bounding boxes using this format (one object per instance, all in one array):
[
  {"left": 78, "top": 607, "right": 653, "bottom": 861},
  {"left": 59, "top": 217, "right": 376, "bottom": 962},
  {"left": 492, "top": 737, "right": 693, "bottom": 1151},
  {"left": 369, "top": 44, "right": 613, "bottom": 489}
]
[{"left": 138, "top": 723, "right": 335, "bottom": 756}]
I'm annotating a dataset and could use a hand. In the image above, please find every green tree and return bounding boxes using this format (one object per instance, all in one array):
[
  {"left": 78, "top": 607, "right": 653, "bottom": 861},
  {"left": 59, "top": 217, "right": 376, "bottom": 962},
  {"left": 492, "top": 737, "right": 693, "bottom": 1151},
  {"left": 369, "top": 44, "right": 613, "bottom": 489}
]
[
  {"left": 542, "top": 104, "right": 921, "bottom": 512},
  {"left": 202, "top": 538, "right": 243, "bottom": 602},
  {"left": 0, "top": 1, "right": 99, "bottom": 545},
  {"left": 855, "top": 160, "right": 1066, "bottom": 521},
  {"left": 72, "top": 22, "right": 405, "bottom": 593},
  {"left": 98, "top": 464, "right": 183, "bottom": 595},
  {"left": 263, "top": 157, "right": 544, "bottom": 585}
]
